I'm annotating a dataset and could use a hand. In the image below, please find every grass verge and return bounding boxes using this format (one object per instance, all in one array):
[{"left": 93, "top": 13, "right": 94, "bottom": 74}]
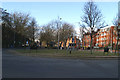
[{"left": 12, "top": 49, "right": 119, "bottom": 59}]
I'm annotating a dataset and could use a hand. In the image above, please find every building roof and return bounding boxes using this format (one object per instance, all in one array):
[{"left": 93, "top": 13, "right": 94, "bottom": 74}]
[{"left": 100, "top": 25, "right": 115, "bottom": 29}]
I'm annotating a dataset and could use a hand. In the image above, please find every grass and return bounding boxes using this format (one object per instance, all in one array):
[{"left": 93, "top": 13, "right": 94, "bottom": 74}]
[{"left": 14, "top": 49, "right": 119, "bottom": 59}]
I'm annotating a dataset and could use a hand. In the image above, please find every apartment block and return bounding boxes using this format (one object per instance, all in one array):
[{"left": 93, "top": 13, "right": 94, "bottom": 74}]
[
  {"left": 82, "top": 32, "right": 96, "bottom": 48},
  {"left": 82, "top": 26, "right": 120, "bottom": 48}
]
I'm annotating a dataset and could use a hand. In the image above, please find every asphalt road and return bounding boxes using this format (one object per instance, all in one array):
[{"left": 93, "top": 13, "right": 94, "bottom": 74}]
[{"left": 2, "top": 49, "right": 119, "bottom": 78}]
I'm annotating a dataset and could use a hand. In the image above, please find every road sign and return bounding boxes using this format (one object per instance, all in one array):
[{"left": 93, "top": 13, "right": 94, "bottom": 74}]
[{"left": 26, "top": 41, "right": 28, "bottom": 44}]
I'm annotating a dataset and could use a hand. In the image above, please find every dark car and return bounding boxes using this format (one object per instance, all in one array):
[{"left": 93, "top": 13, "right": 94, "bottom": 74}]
[{"left": 30, "top": 43, "right": 38, "bottom": 49}]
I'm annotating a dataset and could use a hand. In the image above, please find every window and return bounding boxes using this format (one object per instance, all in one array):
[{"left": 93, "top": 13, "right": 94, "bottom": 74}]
[
  {"left": 106, "top": 42, "right": 108, "bottom": 44},
  {"left": 118, "top": 42, "right": 120, "bottom": 44},
  {"left": 104, "top": 33, "right": 106, "bottom": 35},
  {"left": 113, "top": 32, "right": 115, "bottom": 35},
  {"left": 95, "top": 44, "right": 98, "bottom": 46},
  {"left": 114, "top": 27, "right": 116, "bottom": 30},
  {"left": 118, "top": 26, "right": 120, "bottom": 29},
  {"left": 119, "top": 32, "right": 120, "bottom": 34},
  {"left": 116, "top": 37, "right": 118, "bottom": 39},
  {"left": 107, "top": 28, "right": 109, "bottom": 31},
  {"left": 101, "top": 38, "right": 104, "bottom": 40},
  {"left": 116, "top": 32, "right": 118, "bottom": 34},
  {"left": 101, "top": 33, "right": 104, "bottom": 36}
]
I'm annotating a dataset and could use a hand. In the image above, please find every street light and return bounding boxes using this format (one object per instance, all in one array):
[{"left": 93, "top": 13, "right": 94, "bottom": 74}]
[
  {"left": 57, "top": 16, "right": 62, "bottom": 50},
  {"left": 13, "top": 14, "right": 16, "bottom": 48}
]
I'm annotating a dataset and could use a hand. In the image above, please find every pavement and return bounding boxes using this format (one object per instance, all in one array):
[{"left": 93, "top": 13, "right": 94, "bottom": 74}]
[{"left": 2, "top": 49, "right": 119, "bottom": 78}]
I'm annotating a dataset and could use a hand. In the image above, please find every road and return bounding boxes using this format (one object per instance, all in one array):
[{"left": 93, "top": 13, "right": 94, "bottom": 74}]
[{"left": 2, "top": 49, "right": 119, "bottom": 78}]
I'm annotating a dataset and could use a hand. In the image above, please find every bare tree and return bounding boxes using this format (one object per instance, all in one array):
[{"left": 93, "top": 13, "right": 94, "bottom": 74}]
[
  {"left": 2, "top": 8, "right": 14, "bottom": 48},
  {"left": 39, "top": 23, "right": 56, "bottom": 48},
  {"left": 12, "top": 12, "right": 30, "bottom": 34},
  {"left": 79, "top": 27, "right": 85, "bottom": 47},
  {"left": 59, "top": 23, "right": 75, "bottom": 48},
  {"left": 11, "top": 12, "right": 39, "bottom": 47},
  {"left": 81, "top": 1, "right": 105, "bottom": 54},
  {"left": 2, "top": 9, "right": 40, "bottom": 48},
  {"left": 27, "top": 18, "right": 38, "bottom": 42},
  {"left": 11, "top": 12, "right": 30, "bottom": 47},
  {"left": 113, "top": 15, "right": 119, "bottom": 54},
  {"left": 55, "top": 17, "right": 62, "bottom": 50}
]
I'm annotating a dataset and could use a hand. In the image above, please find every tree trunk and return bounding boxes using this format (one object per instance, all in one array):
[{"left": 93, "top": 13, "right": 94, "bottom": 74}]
[
  {"left": 47, "top": 42, "right": 49, "bottom": 49},
  {"left": 64, "top": 41, "right": 66, "bottom": 49},
  {"left": 115, "top": 40, "right": 118, "bottom": 54},
  {"left": 90, "top": 33, "right": 92, "bottom": 54}
]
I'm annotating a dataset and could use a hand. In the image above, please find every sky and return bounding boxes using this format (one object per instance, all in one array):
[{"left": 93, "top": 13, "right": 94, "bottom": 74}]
[{"left": 2, "top": 2, "right": 118, "bottom": 34}]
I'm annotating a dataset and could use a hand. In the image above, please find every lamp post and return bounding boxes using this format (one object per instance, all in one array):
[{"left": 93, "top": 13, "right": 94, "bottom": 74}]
[
  {"left": 13, "top": 14, "right": 16, "bottom": 48},
  {"left": 57, "top": 16, "right": 62, "bottom": 50},
  {"left": 13, "top": 24, "right": 16, "bottom": 48}
]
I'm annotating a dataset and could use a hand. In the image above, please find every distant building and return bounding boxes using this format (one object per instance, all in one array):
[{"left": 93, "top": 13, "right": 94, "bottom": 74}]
[
  {"left": 96, "top": 26, "right": 115, "bottom": 48},
  {"left": 65, "top": 36, "right": 81, "bottom": 49},
  {"left": 82, "top": 32, "right": 96, "bottom": 49},
  {"left": 82, "top": 26, "right": 120, "bottom": 49}
]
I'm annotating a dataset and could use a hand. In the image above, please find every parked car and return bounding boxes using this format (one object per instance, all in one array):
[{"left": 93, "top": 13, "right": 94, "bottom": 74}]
[{"left": 30, "top": 43, "right": 38, "bottom": 49}]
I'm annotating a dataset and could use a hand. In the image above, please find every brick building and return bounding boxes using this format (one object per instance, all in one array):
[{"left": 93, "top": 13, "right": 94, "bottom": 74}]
[
  {"left": 60, "top": 36, "right": 81, "bottom": 49},
  {"left": 96, "top": 26, "right": 117, "bottom": 48},
  {"left": 82, "top": 26, "right": 120, "bottom": 49},
  {"left": 82, "top": 32, "right": 97, "bottom": 49}
]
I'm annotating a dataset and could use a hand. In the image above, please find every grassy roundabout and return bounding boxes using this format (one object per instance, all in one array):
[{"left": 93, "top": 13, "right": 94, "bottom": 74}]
[{"left": 12, "top": 49, "right": 119, "bottom": 59}]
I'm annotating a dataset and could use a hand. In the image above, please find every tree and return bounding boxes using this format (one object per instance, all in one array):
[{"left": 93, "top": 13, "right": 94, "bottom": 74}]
[
  {"left": 59, "top": 23, "right": 75, "bottom": 48},
  {"left": 1, "top": 8, "right": 14, "bottom": 48},
  {"left": 54, "top": 17, "right": 62, "bottom": 50},
  {"left": 11, "top": 12, "right": 30, "bottom": 47},
  {"left": 2, "top": 8, "right": 39, "bottom": 48},
  {"left": 27, "top": 18, "right": 38, "bottom": 43},
  {"left": 81, "top": 1, "right": 105, "bottom": 54},
  {"left": 39, "top": 23, "right": 56, "bottom": 48},
  {"left": 59, "top": 23, "right": 74, "bottom": 41}
]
